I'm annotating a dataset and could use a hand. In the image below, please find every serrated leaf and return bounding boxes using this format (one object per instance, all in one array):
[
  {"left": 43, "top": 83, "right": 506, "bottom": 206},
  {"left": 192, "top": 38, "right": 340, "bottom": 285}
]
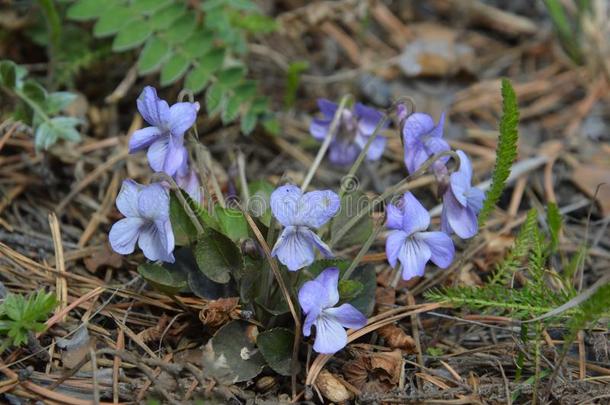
[
  {"left": 184, "top": 65, "right": 213, "bottom": 94},
  {"left": 162, "top": 13, "right": 197, "bottom": 45},
  {"left": 182, "top": 29, "right": 215, "bottom": 58},
  {"left": 67, "top": 0, "right": 115, "bottom": 20},
  {"left": 194, "top": 227, "right": 243, "bottom": 284},
  {"left": 148, "top": 3, "right": 186, "bottom": 30},
  {"left": 138, "top": 263, "right": 187, "bottom": 295},
  {"left": 330, "top": 190, "right": 373, "bottom": 249},
  {"left": 215, "top": 206, "right": 249, "bottom": 242},
  {"left": 206, "top": 81, "right": 225, "bottom": 114},
  {"left": 131, "top": 0, "right": 172, "bottom": 15},
  {"left": 138, "top": 36, "right": 170, "bottom": 74},
  {"left": 160, "top": 53, "right": 190, "bottom": 86},
  {"left": 479, "top": 78, "right": 520, "bottom": 226},
  {"left": 240, "top": 109, "right": 257, "bottom": 135},
  {"left": 257, "top": 328, "right": 294, "bottom": 376},
  {"left": 217, "top": 66, "right": 245, "bottom": 88},
  {"left": 113, "top": 18, "right": 152, "bottom": 51},
  {"left": 93, "top": 6, "right": 136, "bottom": 37},
  {"left": 221, "top": 93, "right": 242, "bottom": 124},
  {"left": 45, "top": 92, "right": 77, "bottom": 115}
]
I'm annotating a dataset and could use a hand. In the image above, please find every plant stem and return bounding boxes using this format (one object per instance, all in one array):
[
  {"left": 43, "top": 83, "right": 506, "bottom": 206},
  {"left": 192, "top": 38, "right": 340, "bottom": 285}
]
[
  {"left": 301, "top": 95, "right": 352, "bottom": 191},
  {"left": 341, "top": 220, "right": 384, "bottom": 281}
]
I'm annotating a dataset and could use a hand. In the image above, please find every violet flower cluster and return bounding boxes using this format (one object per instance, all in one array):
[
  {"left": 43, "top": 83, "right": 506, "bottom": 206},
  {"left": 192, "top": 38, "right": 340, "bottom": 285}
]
[
  {"left": 386, "top": 109, "right": 484, "bottom": 281},
  {"left": 109, "top": 87, "right": 201, "bottom": 262},
  {"left": 309, "top": 99, "right": 388, "bottom": 166}
]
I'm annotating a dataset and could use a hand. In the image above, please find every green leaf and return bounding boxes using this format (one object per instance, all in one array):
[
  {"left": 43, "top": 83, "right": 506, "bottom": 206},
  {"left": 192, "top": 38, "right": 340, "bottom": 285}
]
[
  {"left": 184, "top": 64, "right": 213, "bottom": 94},
  {"left": 35, "top": 122, "right": 58, "bottom": 150},
  {"left": 0, "top": 60, "right": 17, "bottom": 88},
  {"left": 232, "top": 12, "right": 277, "bottom": 33},
  {"left": 306, "top": 259, "right": 351, "bottom": 279},
  {"left": 169, "top": 192, "right": 198, "bottom": 246},
  {"left": 257, "top": 328, "right": 294, "bottom": 376},
  {"left": 546, "top": 202, "right": 562, "bottom": 253},
  {"left": 202, "top": 320, "right": 265, "bottom": 384},
  {"left": 160, "top": 53, "right": 190, "bottom": 86},
  {"left": 93, "top": 6, "right": 135, "bottom": 37},
  {"left": 199, "top": 48, "right": 226, "bottom": 75},
  {"left": 221, "top": 93, "right": 242, "bottom": 124},
  {"left": 345, "top": 264, "right": 376, "bottom": 316},
  {"left": 227, "top": 0, "right": 259, "bottom": 11},
  {"left": 240, "top": 110, "right": 257, "bottom": 135},
  {"left": 162, "top": 13, "right": 197, "bottom": 45},
  {"left": 284, "top": 61, "right": 309, "bottom": 108},
  {"left": 478, "top": 78, "right": 520, "bottom": 226},
  {"left": 233, "top": 80, "right": 257, "bottom": 102},
  {"left": 138, "top": 263, "right": 187, "bottom": 295},
  {"left": 67, "top": 0, "right": 115, "bottom": 20},
  {"left": 148, "top": 3, "right": 186, "bottom": 30},
  {"left": 330, "top": 190, "right": 373, "bottom": 249},
  {"left": 131, "top": 0, "right": 172, "bottom": 15},
  {"left": 215, "top": 206, "right": 249, "bottom": 242},
  {"left": 205, "top": 81, "right": 225, "bottom": 114},
  {"left": 138, "top": 36, "right": 170, "bottom": 74},
  {"left": 339, "top": 279, "right": 363, "bottom": 301},
  {"left": 247, "top": 179, "right": 273, "bottom": 225},
  {"left": 113, "top": 19, "right": 152, "bottom": 51},
  {"left": 45, "top": 92, "right": 77, "bottom": 115},
  {"left": 22, "top": 80, "right": 47, "bottom": 104},
  {"left": 217, "top": 66, "right": 245, "bottom": 88},
  {"left": 50, "top": 116, "right": 81, "bottom": 143},
  {"left": 182, "top": 29, "right": 215, "bottom": 58},
  {"left": 194, "top": 227, "right": 244, "bottom": 284}
]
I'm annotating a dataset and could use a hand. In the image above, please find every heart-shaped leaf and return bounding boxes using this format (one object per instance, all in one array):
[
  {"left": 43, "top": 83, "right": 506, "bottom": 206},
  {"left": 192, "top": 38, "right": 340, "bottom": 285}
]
[
  {"left": 194, "top": 227, "right": 243, "bottom": 284},
  {"left": 257, "top": 328, "right": 294, "bottom": 376}
]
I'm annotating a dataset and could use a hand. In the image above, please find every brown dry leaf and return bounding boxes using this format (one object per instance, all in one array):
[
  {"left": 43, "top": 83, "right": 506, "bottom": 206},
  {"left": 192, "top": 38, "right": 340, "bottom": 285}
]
[
  {"left": 571, "top": 163, "right": 610, "bottom": 217},
  {"left": 378, "top": 324, "right": 417, "bottom": 353},
  {"left": 399, "top": 23, "right": 476, "bottom": 77},
  {"left": 84, "top": 244, "right": 123, "bottom": 273},
  {"left": 56, "top": 326, "right": 93, "bottom": 369},
  {"left": 317, "top": 369, "right": 353, "bottom": 403},
  {"left": 199, "top": 297, "right": 241, "bottom": 329},
  {"left": 375, "top": 286, "right": 396, "bottom": 313},
  {"left": 344, "top": 349, "right": 403, "bottom": 393}
]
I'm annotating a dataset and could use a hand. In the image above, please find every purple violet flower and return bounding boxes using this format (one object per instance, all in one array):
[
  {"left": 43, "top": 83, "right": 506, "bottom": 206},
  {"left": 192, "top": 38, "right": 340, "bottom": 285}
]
[
  {"left": 299, "top": 267, "right": 367, "bottom": 354},
  {"left": 270, "top": 184, "right": 340, "bottom": 271},
  {"left": 175, "top": 160, "right": 202, "bottom": 204},
  {"left": 309, "top": 99, "right": 387, "bottom": 166},
  {"left": 109, "top": 179, "right": 175, "bottom": 263},
  {"left": 402, "top": 112, "right": 449, "bottom": 175},
  {"left": 385, "top": 192, "right": 455, "bottom": 280},
  {"left": 129, "top": 86, "right": 199, "bottom": 176},
  {"left": 441, "top": 150, "right": 485, "bottom": 239}
]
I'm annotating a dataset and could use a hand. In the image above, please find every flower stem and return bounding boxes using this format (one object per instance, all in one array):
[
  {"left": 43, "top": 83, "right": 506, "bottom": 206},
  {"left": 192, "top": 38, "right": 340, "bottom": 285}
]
[{"left": 301, "top": 94, "right": 352, "bottom": 192}]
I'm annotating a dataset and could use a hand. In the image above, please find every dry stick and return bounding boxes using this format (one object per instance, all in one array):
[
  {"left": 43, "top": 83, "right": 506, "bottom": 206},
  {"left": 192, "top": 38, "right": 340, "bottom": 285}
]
[
  {"left": 48, "top": 212, "right": 68, "bottom": 322},
  {"left": 0, "top": 121, "right": 18, "bottom": 154},
  {"left": 113, "top": 328, "right": 124, "bottom": 404},
  {"left": 243, "top": 211, "right": 301, "bottom": 401},
  {"left": 301, "top": 95, "right": 352, "bottom": 192},
  {"left": 200, "top": 145, "right": 226, "bottom": 208},
  {"left": 329, "top": 150, "right": 461, "bottom": 248}
]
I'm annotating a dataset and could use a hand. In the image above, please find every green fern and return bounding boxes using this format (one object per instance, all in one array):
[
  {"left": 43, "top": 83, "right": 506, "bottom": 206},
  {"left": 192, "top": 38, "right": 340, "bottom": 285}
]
[
  {"left": 0, "top": 290, "right": 57, "bottom": 352},
  {"left": 478, "top": 78, "right": 520, "bottom": 226},
  {"left": 66, "top": 0, "right": 274, "bottom": 134}
]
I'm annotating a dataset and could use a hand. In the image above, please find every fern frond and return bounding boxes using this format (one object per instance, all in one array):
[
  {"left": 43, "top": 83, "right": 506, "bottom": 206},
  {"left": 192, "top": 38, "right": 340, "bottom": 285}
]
[{"left": 478, "top": 78, "right": 520, "bottom": 226}]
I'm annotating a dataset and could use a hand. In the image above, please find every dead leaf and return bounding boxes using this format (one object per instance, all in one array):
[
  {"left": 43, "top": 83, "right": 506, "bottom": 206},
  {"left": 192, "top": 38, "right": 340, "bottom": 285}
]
[
  {"left": 84, "top": 244, "right": 123, "bottom": 273},
  {"left": 399, "top": 23, "right": 476, "bottom": 77},
  {"left": 56, "top": 326, "right": 92, "bottom": 369},
  {"left": 571, "top": 163, "right": 610, "bottom": 216},
  {"left": 344, "top": 349, "right": 403, "bottom": 393},
  {"left": 199, "top": 297, "right": 241, "bottom": 329},
  {"left": 317, "top": 369, "right": 353, "bottom": 403},
  {"left": 375, "top": 286, "right": 396, "bottom": 313},
  {"left": 137, "top": 313, "right": 170, "bottom": 343},
  {"left": 378, "top": 324, "right": 417, "bottom": 353}
]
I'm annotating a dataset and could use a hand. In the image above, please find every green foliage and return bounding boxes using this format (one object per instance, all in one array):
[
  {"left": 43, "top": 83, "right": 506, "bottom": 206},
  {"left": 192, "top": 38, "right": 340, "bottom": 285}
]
[
  {"left": 543, "top": 0, "right": 585, "bottom": 64},
  {"left": 0, "top": 290, "right": 57, "bottom": 351},
  {"left": 478, "top": 78, "right": 520, "bottom": 226},
  {"left": 427, "top": 206, "right": 575, "bottom": 321},
  {"left": 138, "top": 262, "right": 187, "bottom": 295},
  {"left": 194, "top": 227, "right": 244, "bottom": 284},
  {"left": 257, "top": 328, "right": 294, "bottom": 376},
  {"left": 284, "top": 61, "right": 309, "bottom": 108},
  {"left": 0, "top": 60, "right": 80, "bottom": 150},
  {"left": 566, "top": 282, "right": 610, "bottom": 335},
  {"left": 330, "top": 190, "right": 373, "bottom": 249},
  {"left": 67, "top": 0, "right": 276, "bottom": 133}
]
